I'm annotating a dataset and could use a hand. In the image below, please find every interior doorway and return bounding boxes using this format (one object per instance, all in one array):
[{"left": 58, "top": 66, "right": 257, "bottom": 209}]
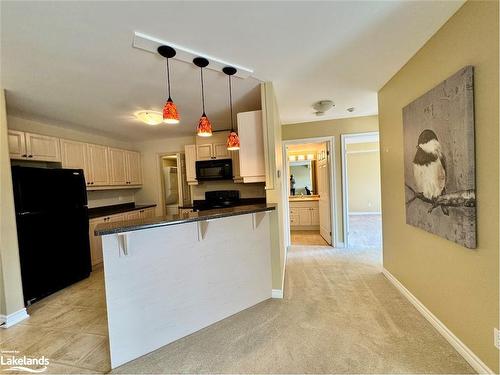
[
  {"left": 341, "top": 132, "right": 382, "bottom": 249},
  {"left": 158, "top": 153, "right": 191, "bottom": 216},
  {"left": 283, "top": 138, "right": 336, "bottom": 247}
]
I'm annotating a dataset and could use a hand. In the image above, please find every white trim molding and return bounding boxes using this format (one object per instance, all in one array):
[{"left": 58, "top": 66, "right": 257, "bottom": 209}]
[
  {"left": 0, "top": 308, "right": 29, "bottom": 329},
  {"left": 383, "top": 269, "right": 494, "bottom": 374},
  {"left": 272, "top": 289, "right": 283, "bottom": 299}
]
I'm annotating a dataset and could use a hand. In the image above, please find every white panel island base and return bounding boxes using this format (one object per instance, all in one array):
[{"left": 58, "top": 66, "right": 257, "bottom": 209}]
[{"left": 99, "top": 208, "right": 273, "bottom": 369}]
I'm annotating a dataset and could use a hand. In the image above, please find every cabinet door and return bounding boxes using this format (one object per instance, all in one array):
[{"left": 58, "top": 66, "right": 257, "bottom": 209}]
[
  {"left": 8, "top": 130, "right": 27, "bottom": 160},
  {"left": 108, "top": 148, "right": 127, "bottom": 185},
  {"left": 109, "top": 213, "right": 126, "bottom": 222},
  {"left": 196, "top": 144, "right": 213, "bottom": 160},
  {"left": 126, "top": 211, "right": 141, "bottom": 220},
  {"left": 184, "top": 145, "right": 197, "bottom": 183},
  {"left": 126, "top": 151, "right": 142, "bottom": 185},
  {"left": 87, "top": 144, "right": 109, "bottom": 186},
  {"left": 142, "top": 207, "right": 156, "bottom": 219},
  {"left": 61, "top": 139, "right": 91, "bottom": 185},
  {"left": 213, "top": 143, "right": 230, "bottom": 159},
  {"left": 298, "top": 207, "right": 312, "bottom": 226},
  {"left": 311, "top": 207, "right": 320, "bottom": 225},
  {"left": 89, "top": 218, "right": 104, "bottom": 266},
  {"left": 236, "top": 110, "right": 265, "bottom": 181},
  {"left": 25, "top": 132, "right": 61, "bottom": 162}
]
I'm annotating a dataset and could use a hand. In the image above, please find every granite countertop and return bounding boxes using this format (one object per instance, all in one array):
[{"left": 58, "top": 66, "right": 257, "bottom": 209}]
[
  {"left": 88, "top": 203, "right": 157, "bottom": 219},
  {"left": 95, "top": 203, "right": 276, "bottom": 236}
]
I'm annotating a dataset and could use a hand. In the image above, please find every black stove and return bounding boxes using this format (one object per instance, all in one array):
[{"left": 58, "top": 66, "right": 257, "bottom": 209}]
[{"left": 193, "top": 190, "right": 241, "bottom": 211}]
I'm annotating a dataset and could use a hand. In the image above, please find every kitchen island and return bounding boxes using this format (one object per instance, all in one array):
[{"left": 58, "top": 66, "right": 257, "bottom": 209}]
[{"left": 95, "top": 204, "right": 276, "bottom": 369}]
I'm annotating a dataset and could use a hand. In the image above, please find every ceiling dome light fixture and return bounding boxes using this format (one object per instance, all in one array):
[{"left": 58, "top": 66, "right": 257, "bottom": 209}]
[
  {"left": 223, "top": 66, "right": 240, "bottom": 151},
  {"left": 157, "top": 45, "right": 180, "bottom": 124},
  {"left": 135, "top": 110, "right": 163, "bottom": 126},
  {"left": 313, "top": 100, "right": 335, "bottom": 116},
  {"left": 193, "top": 57, "right": 212, "bottom": 137}
]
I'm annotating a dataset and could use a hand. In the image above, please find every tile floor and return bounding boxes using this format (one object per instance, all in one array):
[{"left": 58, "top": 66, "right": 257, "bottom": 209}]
[
  {"left": 291, "top": 230, "right": 329, "bottom": 246},
  {"left": 0, "top": 266, "right": 110, "bottom": 374}
]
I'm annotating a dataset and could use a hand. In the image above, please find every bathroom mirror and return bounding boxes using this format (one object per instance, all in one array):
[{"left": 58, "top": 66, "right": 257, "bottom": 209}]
[{"left": 289, "top": 160, "right": 317, "bottom": 196}]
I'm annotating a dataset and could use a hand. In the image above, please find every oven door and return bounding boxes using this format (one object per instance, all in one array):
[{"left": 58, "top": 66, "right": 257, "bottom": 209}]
[{"left": 196, "top": 159, "right": 233, "bottom": 180}]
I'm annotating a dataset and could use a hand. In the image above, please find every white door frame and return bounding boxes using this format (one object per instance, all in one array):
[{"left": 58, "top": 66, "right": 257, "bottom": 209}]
[
  {"left": 340, "top": 132, "right": 379, "bottom": 248},
  {"left": 282, "top": 136, "right": 338, "bottom": 249}
]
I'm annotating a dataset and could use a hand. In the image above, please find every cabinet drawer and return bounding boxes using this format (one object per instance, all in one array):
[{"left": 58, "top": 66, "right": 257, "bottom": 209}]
[{"left": 290, "top": 214, "right": 300, "bottom": 225}]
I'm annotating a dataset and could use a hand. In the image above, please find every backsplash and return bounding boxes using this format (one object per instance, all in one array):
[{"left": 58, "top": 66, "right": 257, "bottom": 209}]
[
  {"left": 190, "top": 181, "right": 265, "bottom": 201},
  {"left": 87, "top": 190, "right": 135, "bottom": 208}
]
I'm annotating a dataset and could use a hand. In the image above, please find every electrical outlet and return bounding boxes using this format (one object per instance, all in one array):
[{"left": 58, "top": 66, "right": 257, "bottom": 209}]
[{"left": 494, "top": 328, "right": 500, "bottom": 349}]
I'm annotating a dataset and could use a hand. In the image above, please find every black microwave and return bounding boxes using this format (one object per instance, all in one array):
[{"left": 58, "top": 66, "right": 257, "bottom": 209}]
[{"left": 195, "top": 159, "right": 233, "bottom": 181}]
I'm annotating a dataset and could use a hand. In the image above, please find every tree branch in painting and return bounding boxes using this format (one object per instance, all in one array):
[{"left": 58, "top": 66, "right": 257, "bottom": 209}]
[{"left": 405, "top": 184, "right": 475, "bottom": 215}]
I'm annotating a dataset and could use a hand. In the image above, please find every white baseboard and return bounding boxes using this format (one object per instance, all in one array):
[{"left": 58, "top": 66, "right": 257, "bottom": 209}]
[
  {"left": 335, "top": 241, "right": 345, "bottom": 248},
  {"left": 0, "top": 308, "right": 29, "bottom": 328},
  {"left": 272, "top": 289, "right": 283, "bottom": 299},
  {"left": 382, "top": 269, "right": 494, "bottom": 374},
  {"left": 348, "top": 211, "right": 381, "bottom": 215}
]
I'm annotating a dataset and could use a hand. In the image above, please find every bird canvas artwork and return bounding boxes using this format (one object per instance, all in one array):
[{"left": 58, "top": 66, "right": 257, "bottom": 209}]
[{"left": 403, "top": 66, "right": 476, "bottom": 249}]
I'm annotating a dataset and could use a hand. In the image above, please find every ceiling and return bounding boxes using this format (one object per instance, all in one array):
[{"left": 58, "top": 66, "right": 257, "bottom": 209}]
[{"left": 1, "top": 1, "right": 464, "bottom": 141}]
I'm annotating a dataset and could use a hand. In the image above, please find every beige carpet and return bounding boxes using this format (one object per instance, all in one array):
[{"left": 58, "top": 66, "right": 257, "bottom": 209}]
[{"left": 113, "top": 246, "right": 474, "bottom": 374}]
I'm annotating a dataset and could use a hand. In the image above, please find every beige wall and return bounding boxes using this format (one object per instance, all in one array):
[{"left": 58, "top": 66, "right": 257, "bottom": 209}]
[
  {"left": 282, "top": 115, "right": 379, "bottom": 243},
  {"left": 378, "top": 1, "right": 498, "bottom": 371},
  {"left": 0, "top": 91, "right": 25, "bottom": 317},
  {"left": 346, "top": 142, "right": 381, "bottom": 213}
]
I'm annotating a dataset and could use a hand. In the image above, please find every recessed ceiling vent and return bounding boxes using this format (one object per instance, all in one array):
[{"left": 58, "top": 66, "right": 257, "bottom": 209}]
[{"left": 313, "top": 100, "right": 334, "bottom": 116}]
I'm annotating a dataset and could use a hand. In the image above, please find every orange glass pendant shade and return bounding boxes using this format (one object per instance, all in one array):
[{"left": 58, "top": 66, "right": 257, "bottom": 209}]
[
  {"left": 197, "top": 114, "right": 212, "bottom": 137},
  {"left": 163, "top": 98, "right": 179, "bottom": 124},
  {"left": 227, "top": 131, "right": 240, "bottom": 150}
]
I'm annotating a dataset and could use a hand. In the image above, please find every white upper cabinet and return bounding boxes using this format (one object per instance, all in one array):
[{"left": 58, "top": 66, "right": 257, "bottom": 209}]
[
  {"left": 125, "top": 150, "right": 142, "bottom": 185},
  {"left": 9, "top": 130, "right": 61, "bottom": 162},
  {"left": 87, "top": 144, "right": 110, "bottom": 186},
  {"left": 61, "top": 139, "right": 91, "bottom": 185},
  {"left": 8, "top": 130, "right": 27, "bottom": 160},
  {"left": 25, "top": 132, "right": 61, "bottom": 162},
  {"left": 109, "top": 148, "right": 128, "bottom": 186},
  {"left": 8, "top": 129, "right": 141, "bottom": 190},
  {"left": 234, "top": 110, "right": 265, "bottom": 183},
  {"left": 195, "top": 131, "right": 231, "bottom": 161},
  {"left": 184, "top": 144, "right": 198, "bottom": 185}
]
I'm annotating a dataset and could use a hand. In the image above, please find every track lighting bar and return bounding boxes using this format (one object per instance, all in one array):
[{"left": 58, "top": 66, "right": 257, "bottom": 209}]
[{"left": 133, "top": 31, "right": 254, "bottom": 79}]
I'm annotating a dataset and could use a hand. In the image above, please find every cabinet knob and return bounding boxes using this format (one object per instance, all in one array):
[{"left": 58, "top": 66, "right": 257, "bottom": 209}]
[
  {"left": 22, "top": 154, "right": 27, "bottom": 157},
  {"left": 28, "top": 155, "right": 33, "bottom": 158}
]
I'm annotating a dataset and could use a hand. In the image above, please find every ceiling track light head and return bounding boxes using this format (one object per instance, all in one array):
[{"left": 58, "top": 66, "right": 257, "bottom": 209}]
[
  {"left": 222, "top": 66, "right": 237, "bottom": 76},
  {"left": 193, "top": 57, "right": 209, "bottom": 68},
  {"left": 157, "top": 45, "right": 176, "bottom": 59}
]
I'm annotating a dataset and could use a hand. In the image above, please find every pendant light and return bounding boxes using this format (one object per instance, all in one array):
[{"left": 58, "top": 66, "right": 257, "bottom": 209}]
[
  {"left": 193, "top": 57, "right": 212, "bottom": 137},
  {"left": 223, "top": 66, "right": 240, "bottom": 150},
  {"left": 157, "top": 45, "right": 180, "bottom": 124}
]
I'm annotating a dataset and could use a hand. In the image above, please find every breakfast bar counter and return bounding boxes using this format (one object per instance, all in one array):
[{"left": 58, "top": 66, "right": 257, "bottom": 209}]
[{"left": 95, "top": 203, "right": 275, "bottom": 369}]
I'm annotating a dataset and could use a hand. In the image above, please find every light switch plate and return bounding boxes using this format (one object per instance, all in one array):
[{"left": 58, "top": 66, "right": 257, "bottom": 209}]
[{"left": 494, "top": 328, "right": 500, "bottom": 349}]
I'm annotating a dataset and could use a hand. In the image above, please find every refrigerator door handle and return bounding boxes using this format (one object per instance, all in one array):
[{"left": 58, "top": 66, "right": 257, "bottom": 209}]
[{"left": 117, "top": 233, "right": 129, "bottom": 256}]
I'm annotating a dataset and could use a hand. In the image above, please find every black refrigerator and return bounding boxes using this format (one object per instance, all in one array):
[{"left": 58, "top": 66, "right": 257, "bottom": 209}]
[{"left": 11, "top": 166, "right": 92, "bottom": 306}]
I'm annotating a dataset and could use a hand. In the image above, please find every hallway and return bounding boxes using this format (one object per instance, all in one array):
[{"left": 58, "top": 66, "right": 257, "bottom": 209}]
[{"left": 114, "top": 246, "right": 473, "bottom": 374}]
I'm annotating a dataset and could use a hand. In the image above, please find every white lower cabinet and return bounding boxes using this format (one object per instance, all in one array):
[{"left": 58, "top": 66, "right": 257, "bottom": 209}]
[
  {"left": 289, "top": 200, "right": 320, "bottom": 229},
  {"left": 89, "top": 208, "right": 155, "bottom": 267}
]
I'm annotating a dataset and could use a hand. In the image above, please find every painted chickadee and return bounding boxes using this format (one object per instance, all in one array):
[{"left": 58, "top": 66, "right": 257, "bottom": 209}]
[{"left": 412, "top": 129, "right": 446, "bottom": 200}]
